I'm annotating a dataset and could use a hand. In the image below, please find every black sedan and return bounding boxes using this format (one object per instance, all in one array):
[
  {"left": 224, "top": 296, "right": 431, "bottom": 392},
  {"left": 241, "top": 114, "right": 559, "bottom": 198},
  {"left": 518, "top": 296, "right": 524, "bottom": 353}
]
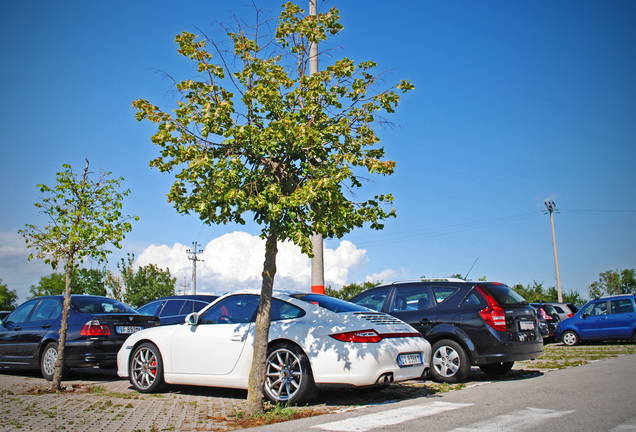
[{"left": 0, "top": 295, "right": 159, "bottom": 380}]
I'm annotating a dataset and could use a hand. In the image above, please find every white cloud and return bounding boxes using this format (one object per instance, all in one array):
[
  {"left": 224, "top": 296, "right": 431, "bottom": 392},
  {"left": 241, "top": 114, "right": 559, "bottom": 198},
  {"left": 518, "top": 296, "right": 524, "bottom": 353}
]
[
  {"left": 0, "top": 230, "right": 52, "bottom": 301},
  {"left": 135, "top": 231, "right": 369, "bottom": 296}
]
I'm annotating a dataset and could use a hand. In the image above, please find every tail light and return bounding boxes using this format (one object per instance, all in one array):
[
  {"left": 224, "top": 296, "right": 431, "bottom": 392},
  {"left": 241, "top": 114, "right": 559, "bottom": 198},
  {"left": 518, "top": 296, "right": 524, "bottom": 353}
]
[
  {"left": 331, "top": 329, "right": 383, "bottom": 343},
  {"left": 81, "top": 319, "right": 111, "bottom": 336},
  {"left": 475, "top": 286, "right": 507, "bottom": 332},
  {"left": 567, "top": 313, "right": 574, "bottom": 318}
]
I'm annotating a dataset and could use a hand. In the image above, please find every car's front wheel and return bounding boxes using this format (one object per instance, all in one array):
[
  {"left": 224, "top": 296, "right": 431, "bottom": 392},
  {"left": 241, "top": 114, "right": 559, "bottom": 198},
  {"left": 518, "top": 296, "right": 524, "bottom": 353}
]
[
  {"left": 479, "top": 361, "right": 514, "bottom": 376},
  {"left": 40, "top": 342, "right": 67, "bottom": 381},
  {"left": 562, "top": 330, "right": 580, "bottom": 346},
  {"left": 130, "top": 342, "right": 166, "bottom": 393},
  {"left": 430, "top": 339, "right": 470, "bottom": 383},
  {"left": 264, "top": 342, "right": 318, "bottom": 405}
]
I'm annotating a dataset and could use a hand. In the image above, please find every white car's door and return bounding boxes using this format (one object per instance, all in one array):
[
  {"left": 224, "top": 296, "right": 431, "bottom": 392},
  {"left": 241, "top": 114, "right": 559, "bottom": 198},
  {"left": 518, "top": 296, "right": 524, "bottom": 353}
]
[{"left": 170, "top": 294, "right": 260, "bottom": 376}]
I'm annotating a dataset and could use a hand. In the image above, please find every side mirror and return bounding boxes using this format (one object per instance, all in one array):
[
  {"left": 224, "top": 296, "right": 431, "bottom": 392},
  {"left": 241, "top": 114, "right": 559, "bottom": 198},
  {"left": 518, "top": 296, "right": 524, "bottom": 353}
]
[
  {"left": 581, "top": 313, "right": 587, "bottom": 319},
  {"left": 185, "top": 312, "right": 199, "bottom": 325}
]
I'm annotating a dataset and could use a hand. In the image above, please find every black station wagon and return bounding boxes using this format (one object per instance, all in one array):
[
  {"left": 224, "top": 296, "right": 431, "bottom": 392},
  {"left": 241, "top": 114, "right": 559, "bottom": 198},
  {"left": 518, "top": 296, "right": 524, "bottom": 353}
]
[{"left": 350, "top": 279, "right": 543, "bottom": 383}]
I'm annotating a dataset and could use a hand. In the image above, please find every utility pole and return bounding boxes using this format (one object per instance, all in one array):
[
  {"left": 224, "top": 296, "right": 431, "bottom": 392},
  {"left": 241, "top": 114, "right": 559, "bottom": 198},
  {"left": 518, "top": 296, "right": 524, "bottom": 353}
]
[
  {"left": 544, "top": 200, "right": 563, "bottom": 302},
  {"left": 309, "top": 0, "right": 325, "bottom": 294},
  {"left": 186, "top": 242, "right": 203, "bottom": 295}
]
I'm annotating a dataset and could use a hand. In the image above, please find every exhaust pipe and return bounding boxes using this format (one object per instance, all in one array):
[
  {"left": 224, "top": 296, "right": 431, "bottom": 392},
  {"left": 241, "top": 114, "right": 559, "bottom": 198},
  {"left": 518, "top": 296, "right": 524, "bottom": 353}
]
[{"left": 376, "top": 373, "right": 394, "bottom": 385}]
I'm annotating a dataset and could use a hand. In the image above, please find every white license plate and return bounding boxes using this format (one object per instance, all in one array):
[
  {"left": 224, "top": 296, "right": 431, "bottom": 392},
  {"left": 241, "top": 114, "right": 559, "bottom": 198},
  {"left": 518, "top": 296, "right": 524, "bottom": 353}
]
[
  {"left": 519, "top": 321, "right": 535, "bottom": 331},
  {"left": 398, "top": 353, "right": 423, "bottom": 367},
  {"left": 116, "top": 326, "right": 142, "bottom": 334}
]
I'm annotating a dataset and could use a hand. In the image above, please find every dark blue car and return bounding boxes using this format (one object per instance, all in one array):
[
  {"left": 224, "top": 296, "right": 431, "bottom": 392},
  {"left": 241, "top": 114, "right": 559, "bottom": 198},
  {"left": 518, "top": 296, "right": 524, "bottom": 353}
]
[
  {"left": 555, "top": 295, "right": 636, "bottom": 346},
  {"left": 0, "top": 295, "right": 159, "bottom": 380},
  {"left": 137, "top": 295, "right": 218, "bottom": 325}
]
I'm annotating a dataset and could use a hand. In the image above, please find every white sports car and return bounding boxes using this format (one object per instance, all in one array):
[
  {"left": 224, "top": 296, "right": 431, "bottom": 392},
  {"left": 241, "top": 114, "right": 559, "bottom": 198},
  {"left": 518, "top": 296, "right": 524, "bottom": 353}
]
[{"left": 117, "top": 291, "right": 431, "bottom": 404}]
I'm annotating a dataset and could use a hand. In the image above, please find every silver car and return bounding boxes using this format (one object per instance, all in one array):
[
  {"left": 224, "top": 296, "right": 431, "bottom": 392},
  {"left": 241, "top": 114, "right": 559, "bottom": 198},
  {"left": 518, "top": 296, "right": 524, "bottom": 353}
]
[{"left": 547, "top": 303, "right": 579, "bottom": 321}]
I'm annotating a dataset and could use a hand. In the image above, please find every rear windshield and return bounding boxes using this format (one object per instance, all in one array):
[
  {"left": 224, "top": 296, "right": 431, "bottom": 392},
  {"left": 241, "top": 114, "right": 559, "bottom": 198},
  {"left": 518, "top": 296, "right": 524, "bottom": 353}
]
[
  {"left": 72, "top": 297, "right": 137, "bottom": 314},
  {"left": 293, "top": 294, "right": 369, "bottom": 313},
  {"left": 482, "top": 284, "right": 528, "bottom": 305}
]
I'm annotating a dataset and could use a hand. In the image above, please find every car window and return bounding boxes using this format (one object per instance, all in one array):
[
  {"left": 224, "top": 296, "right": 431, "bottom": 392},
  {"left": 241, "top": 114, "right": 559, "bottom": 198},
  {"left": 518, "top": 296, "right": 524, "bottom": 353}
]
[
  {"left": 161, "top": 300, "right": 186, "bottom": 317},
  {"left": 199, "top": 295, "right": 260, "bottom": 324},
  {"left": 271, "top": 300, "right": 305, "bottom": 320},
  {"left": 584, "top": 302, "right": 607, "bottom": 316},
  {"left": 30, "top": 299, "right": 61, "bottom": 321},
  {"left": 461, "top": 290, "right": 486, "bottom": 308},
  {"left": 433, "top": 287, "right": 458, "bottom": 304},
  {"left": 295, "top": 293, "right": 370, "bottom": 313},
  {"left": 349, "top": 287, "right": 390, "bottom": 311},
  {"left": 138, "top": 301, "right": 164, "bottom": 317},
  {"left": 6, "top": 300, "right": 38, "bottom": 323},
  {"left": 483, "top": 284, "right": 527, "bottom": 305},
  {"left": 390, "top": 286, "right": 431, "bottom": 312},
  {"left": 611, "top": 299, "right": 634, "bottom": 315},
  {"left": 553, "top": 306, "right": 565, "bottom": 313},
  {"left": 72, "top": 297, "right": 137, "bottom": 314}
]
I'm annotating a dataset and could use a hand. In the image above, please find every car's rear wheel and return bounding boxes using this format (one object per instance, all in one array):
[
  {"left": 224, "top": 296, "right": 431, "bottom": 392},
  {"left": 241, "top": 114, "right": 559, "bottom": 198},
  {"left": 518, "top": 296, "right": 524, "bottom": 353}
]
[
  {"left": 40, "top": 342, "right": 67, "bottom": 381},
  {"left": 130, "top": 342, "right": 165, "bottom": 393},
  {"left": 431, "top": 339, "right": 470, "bottom": 383},
  {"left": 562, "top": 330, "right": 579, "bottom": 346},
  {"left": 264, "top": 342, "right": 318, "bottom": 405},
  {"left": 479, "top": 361, "right": 514, "bottom": 376}
]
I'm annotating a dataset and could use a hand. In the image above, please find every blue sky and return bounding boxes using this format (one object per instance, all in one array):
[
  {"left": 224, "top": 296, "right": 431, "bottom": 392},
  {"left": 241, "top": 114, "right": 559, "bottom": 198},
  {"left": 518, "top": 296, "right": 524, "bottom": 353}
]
[{"left": 1, "top": 1, "right": 635, "bottom": 303}]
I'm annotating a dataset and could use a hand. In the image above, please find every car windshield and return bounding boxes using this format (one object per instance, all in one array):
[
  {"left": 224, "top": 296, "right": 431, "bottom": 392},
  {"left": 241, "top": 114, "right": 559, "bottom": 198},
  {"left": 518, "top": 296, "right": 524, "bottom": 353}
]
[
  {"left": 72, "top": 297, "right": 137, "bottom": 314},
  {"left": 293, "top": 294, "right": 369, "bottom": 313},
  {"left": 482, "top": 284, "right": 528, "bottom": 305}
]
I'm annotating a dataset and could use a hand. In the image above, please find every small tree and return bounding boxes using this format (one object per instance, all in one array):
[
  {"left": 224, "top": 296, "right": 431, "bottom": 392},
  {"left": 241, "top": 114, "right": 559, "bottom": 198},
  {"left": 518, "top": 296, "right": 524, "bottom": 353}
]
[
  {"left": 19, "top": 160, "right": 137, "bottom": 391},
  {"left": 134, "top": 3, "right": 412, "bottom": 414},
  {"left": 29, "top": 269, "right": 108, "bottom": 298},
  {"left": 0, "top": 278, "right": 18, "bottom": 310}
]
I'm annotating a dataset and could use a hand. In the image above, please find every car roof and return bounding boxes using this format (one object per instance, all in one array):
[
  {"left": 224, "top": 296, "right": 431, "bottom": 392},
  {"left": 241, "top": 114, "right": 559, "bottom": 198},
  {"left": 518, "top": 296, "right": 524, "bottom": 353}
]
[{"left": 147, "top": 295, "right": 218, "bottom": 301}]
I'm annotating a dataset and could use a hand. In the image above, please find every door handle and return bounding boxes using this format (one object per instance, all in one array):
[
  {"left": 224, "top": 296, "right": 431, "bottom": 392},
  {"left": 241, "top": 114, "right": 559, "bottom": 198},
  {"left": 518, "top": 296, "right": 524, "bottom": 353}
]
[
  {"left": 231, "top": 334, "right": 245, "bottom": 342},
  {"left": 420, "top": 318, "right": 430, "bottom": 323}
]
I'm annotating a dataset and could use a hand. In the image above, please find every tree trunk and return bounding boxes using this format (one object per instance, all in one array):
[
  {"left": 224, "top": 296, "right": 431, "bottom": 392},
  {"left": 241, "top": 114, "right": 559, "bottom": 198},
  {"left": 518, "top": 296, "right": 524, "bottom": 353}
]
[
  {"left": 51, "top": 260, "right": 73, "bottom": 392},
  {"left": 245, "top": 225, "right": 278, "bottom": 416}
]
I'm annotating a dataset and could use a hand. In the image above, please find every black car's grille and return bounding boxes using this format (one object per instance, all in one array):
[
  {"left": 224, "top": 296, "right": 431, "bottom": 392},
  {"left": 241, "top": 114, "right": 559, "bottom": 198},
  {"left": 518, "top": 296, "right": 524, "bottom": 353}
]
[{"left": 354, "top": 312, "right": 405, "bottom": 325}]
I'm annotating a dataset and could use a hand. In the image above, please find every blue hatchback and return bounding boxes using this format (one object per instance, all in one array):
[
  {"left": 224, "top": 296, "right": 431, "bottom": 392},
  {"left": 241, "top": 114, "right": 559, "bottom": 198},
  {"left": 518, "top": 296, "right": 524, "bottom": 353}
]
[{"left": 555, "top": 295, "right": 636, "bottom": 346}]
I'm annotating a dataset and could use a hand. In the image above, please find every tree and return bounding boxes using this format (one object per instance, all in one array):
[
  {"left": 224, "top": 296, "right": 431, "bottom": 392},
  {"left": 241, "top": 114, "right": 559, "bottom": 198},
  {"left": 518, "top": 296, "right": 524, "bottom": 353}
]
[
  {"left": 29, "top": 269, "right": 108, "bottom": 299},
  {"left": 0, "top": 278, "right": 18, "bottom": 310},
  {"left": 133, "top": 2, "right": 412, "bottom": 414},
  {"left": 107, "top": 254, "right": 176, "bottom": 308},
  {"left": 19, "top": 160, "right": 137, "bottom": 391},
  {"left": 325, "top": 281, "right": 380, "bottom": 300},
  {"left": 589, "top": 268, "right": 636, "bottom": 298}
]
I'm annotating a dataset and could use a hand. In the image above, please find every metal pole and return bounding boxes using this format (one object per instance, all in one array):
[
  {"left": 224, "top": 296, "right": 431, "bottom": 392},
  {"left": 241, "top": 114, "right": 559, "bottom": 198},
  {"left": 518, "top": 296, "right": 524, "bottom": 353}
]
[
  {"left": 309, "top": 0, "right": 325, "bottom": 294},
  {"left": 186, "top": 242, "right": 204, "bottom": 295},
  {"left": 545, "top": 201, "right": 563, "bottom": 302}
]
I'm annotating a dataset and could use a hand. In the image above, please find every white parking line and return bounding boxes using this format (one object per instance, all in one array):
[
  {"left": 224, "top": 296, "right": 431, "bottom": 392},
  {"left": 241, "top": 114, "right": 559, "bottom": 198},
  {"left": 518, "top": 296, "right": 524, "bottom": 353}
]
[
  {"left": 313, "top": 401, "right": 473, "bottom": 432},
  {"left": 449, "top": 407, "right": 575, "bottom": 431}
]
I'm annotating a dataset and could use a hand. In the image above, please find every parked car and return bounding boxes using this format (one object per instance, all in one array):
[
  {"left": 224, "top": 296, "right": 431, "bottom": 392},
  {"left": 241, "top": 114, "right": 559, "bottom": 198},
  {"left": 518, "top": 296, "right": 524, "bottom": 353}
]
[
  {"left": 530, "top": 303, "right": 561, "bottom": 339},
  {"left": 137, "top": 295, "right": 218, "bottom": 325},
  {"left": 0, "top": 295, "right": 159, "bottom": 380},
  {"left": 349, "top": 279, "right": 543, "bottom": 383},
  {"left": 547, "top": 302, "right": 579, "bottom": 321},
  {"left": 555, "top": 295, "right": 636, "bottom": 346},
  {"left": 118, "top": 291, "right": 431, "bottom": 405}
]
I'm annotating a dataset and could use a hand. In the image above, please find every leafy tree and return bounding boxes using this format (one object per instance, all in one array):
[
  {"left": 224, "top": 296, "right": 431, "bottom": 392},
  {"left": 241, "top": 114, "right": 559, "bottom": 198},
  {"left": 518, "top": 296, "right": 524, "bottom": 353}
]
[
  {"left": 0, "top": 278, "right": 18, "bottom": 310},
  {"left": 511, "top": 281, "right": 551, "bottom": 303},
  {"left": 589, "top": 268, "right": 636, "bottom": 298},
  {"left": 28, "top": 269, "right": 108, "bottom": 299},
  {"left": 133, "top": 2, "right": 412, "bottom": 414},
  {"left": 325, "top": 281, "right": 380, "bottom": 300},
  {"left": 108, "top": 254, "right": 176, "bottom": 308},
  {"left": 19, "top": 160, "right": 137, "bottom": 391}
]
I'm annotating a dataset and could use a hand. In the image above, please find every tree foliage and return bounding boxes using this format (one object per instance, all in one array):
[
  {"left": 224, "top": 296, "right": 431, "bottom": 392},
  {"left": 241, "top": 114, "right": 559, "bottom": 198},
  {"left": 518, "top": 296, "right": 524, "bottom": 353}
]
[
  {"left": 589, "top": 268, "right": 636, "bottom": 298},
  {"left": 0, "top": 278, "right": 18, "bottom": 310},
  {"left": 325, "top": 281, "right": 380, "bottom": 300},
  {"left": 133, "top": 2, "right": 412, "bottom": 414},
  {"left": 19, "top": 160, "right": 137, "bottom": 391},
  {"left": 107, "top": 254, "right": 176, "bottom": 308},
  {"left": 511, "top": 281, "right": 585, "bottom": 304},
  {"left": 28, "top": 269, "right": 108, "bottom": 299}
]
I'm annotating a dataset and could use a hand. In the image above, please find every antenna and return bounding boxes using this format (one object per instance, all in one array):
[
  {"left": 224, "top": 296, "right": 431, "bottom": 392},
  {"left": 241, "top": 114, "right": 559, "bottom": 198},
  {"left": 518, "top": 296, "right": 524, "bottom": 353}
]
[{"left": 464, "top": 258, "right": 479, "bottom": 280}]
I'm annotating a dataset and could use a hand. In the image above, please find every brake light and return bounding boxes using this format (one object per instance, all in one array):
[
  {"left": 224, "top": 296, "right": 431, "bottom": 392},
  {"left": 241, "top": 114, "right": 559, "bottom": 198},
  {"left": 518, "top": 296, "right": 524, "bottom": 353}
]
[
  {"left": 81, "top": 319, "right": 111, "bottom": 336},
  {"left": 567, "top": 313, "right": 574, "bottom": 318},
  {"left": 331, "top": 329, "right": 383, "bottom": 343},
  {"left": 475, "top": 286, "right": 507, "bottom": 332}
]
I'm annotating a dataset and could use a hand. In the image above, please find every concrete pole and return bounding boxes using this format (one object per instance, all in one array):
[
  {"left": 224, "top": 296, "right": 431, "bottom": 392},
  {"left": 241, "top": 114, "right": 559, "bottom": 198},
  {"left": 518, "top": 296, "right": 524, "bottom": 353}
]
[
  {"left": 545, "top": 201, "right": 563, "bottom": 302},
  {"left": 187, "top": 242, "right": 203, "bottom": 295},
  {"left": 309, "top": 0, "right": 325, "bottom": 294}
]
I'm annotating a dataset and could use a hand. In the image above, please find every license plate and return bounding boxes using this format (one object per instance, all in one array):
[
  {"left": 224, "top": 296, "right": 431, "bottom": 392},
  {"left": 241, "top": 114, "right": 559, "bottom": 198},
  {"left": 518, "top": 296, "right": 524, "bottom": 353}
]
[
  {"left": 116, "top": 326, "right": 142, "bottom": 334},
  {"left": 519, "top": 321, "right": 534, "bottom": 331},
  {"left": 398, "top": 353, "right": 423, "bottom": 367}
]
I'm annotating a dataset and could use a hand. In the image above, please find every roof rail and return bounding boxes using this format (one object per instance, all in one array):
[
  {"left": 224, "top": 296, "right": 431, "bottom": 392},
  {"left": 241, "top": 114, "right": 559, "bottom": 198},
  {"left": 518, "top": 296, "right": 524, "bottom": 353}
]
[{"left": 389, "top": 278, "right": 466, "bottom": 285}]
